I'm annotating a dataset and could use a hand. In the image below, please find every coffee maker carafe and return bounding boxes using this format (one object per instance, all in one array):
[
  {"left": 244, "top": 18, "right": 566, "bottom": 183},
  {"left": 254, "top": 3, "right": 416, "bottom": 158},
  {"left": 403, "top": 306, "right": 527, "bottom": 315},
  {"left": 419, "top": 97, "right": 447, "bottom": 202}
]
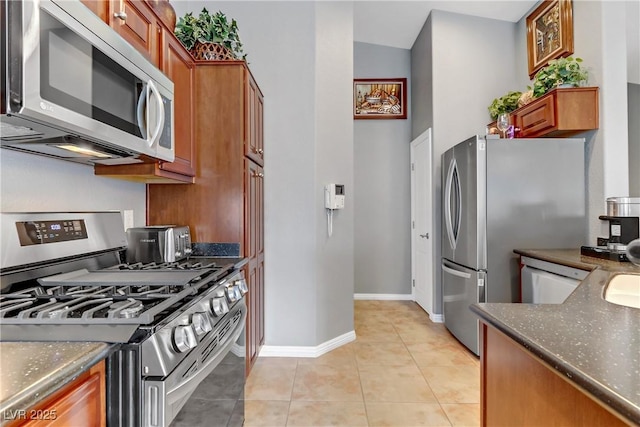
[{"left": 581, "top": 197, "right": 640, "bottom": 261}]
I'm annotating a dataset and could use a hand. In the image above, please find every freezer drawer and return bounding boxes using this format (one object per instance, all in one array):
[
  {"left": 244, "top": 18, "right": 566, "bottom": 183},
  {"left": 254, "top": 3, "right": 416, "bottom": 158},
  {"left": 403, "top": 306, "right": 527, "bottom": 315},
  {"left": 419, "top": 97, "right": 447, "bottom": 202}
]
[{"left": 442, "top": 259, "right": 485, "bottom": 356}]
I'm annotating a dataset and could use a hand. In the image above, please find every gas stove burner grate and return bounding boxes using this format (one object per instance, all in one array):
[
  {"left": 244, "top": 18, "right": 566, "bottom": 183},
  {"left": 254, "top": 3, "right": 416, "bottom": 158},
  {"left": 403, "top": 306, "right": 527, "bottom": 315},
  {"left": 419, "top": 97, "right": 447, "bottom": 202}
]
[{"left": 113, "top": 260, "right": 219, "bottom": 271}]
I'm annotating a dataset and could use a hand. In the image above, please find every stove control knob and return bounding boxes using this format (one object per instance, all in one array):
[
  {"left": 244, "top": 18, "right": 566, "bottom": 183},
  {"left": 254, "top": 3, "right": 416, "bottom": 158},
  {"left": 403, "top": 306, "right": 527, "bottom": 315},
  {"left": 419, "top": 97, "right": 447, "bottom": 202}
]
[
  {"left": 192, "top": 312, "right": 212, "bottom": 336},
  {"left": 235, "top": 279, "right": 248, "bottom": 296},
  {"left": 210, "top": 297, "right": 229, "bottom": 317},
  {"left": 225, "top": 285, "right": 238, "bottom": 303},
  {"left": 234, "top": 285, "right": 243, "bottom": 300},
  {"left": 172, "top": 325, "right": 197, "bottom": 353}
]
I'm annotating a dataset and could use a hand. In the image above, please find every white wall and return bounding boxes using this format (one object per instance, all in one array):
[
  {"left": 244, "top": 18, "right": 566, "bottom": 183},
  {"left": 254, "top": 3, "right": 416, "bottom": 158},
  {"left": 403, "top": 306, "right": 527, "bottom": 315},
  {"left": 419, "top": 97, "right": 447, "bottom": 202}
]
[
  {"left": 0, "top": 149, "right": 146, "bottom": 225},
  {"left": 354, "top": 42, "right": 412, "bottom": 296},
  {"left": 411, "top": 10, "right": 519, "bottom": 314},
  {"left": 175, "top": 1, "right": 354, "bottom": 347}
]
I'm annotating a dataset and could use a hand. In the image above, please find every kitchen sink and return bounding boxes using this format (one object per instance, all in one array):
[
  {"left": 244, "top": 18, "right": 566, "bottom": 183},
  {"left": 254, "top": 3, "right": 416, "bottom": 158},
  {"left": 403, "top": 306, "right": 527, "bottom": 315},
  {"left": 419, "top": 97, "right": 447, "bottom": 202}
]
[{"left": 604, "top": 274, "right": 640, "bottom": 309}]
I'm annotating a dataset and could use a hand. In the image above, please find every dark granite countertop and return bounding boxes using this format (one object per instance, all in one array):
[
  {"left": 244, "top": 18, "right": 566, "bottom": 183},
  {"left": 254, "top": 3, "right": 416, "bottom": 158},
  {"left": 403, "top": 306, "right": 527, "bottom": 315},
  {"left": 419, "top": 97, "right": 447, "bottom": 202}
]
[
  {"left": 189, "top": 242, "right": 247, "bottom": 270},
  {"left": 0, "top": 342, "right": 115, "bottom": 424},
  {"left": 471, "top": 249, "right": 640, "bottom": 425}
]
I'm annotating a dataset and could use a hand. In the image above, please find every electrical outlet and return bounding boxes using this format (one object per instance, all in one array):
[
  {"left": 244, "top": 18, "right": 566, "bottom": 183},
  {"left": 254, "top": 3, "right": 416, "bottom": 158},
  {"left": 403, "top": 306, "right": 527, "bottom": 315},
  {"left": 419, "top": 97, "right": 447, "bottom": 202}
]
[{"left": 123, "top": 210, "right": 134, "bottom": 231}]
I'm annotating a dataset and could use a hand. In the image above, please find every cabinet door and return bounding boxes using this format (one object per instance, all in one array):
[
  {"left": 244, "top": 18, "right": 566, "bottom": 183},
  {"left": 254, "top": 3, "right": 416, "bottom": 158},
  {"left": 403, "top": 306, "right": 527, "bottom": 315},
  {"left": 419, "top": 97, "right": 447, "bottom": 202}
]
[
  {"left": 516, "top": 95, "right": 556, "bottom": 138},
  {"left": 245, "top": 77, "right": 264, "bottom": 165},
  {"left": 159, "top": 31, "right": 196, "bottom": 177},
  {"left": 20, "top": 361, "right": 106, "bottom": 427},
  {"left": 256, "top": 162, "right": 264, "bottom": 347},
  {"left": 245, "top": 160, "right": 258, "bottom": 370},
  {"left": 245, "top": 159, "right": 264, "bottom": 371},
  {"left": 109, "top": 0, "right": 159, "bottom": 66}
]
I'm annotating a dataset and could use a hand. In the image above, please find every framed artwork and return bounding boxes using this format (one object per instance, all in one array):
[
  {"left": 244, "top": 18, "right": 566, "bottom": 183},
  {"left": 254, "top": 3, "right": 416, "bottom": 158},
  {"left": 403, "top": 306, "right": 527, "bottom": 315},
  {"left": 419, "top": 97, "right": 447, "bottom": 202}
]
[
  {"left": 526, "top": 0, "right": 574, "bottom": 78},
  {"left": 353, "top": 78, "right": 407, "bottom": 119}
]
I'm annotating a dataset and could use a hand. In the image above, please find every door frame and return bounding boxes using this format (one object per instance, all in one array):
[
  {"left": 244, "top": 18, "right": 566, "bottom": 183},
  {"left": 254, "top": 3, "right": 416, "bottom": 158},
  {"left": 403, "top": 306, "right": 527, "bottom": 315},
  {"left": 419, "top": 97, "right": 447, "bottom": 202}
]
[{"left": 410, "top": 128, "right": 440, "bottom": 321}]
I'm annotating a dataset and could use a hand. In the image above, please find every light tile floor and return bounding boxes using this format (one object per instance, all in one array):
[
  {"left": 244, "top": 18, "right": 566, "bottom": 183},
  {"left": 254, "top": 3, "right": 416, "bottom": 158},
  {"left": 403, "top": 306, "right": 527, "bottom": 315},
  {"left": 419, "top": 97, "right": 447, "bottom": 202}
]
[{"left": 245, "top": 300, "right": 480, "bottom": 427}]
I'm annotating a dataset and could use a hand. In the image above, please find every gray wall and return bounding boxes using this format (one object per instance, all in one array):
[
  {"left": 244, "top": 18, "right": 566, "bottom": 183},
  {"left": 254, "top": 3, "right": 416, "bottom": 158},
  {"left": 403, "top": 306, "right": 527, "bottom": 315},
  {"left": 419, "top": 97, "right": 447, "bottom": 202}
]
[
  {"left": 516, "top": 1, "right": 633, "bottom": 240},
  {"left": 630, "top": 83, "right": 640, "bottom": 196},
  {"left": 411, "top": 15, "right": 433, "bottom": 139},
  {"left": 354, "top": 42, "right": 412, "bottom": 295},
  {"left": 314, "top": 2, "right": 355, "bottom": 344},
  {"left": 410, "top": 10, "right": 519, "bottom": 314},
  {"left": 0, "top": 149, "right": 146, "bottom": 225},
  {"left": 175, "top": 1, "right": 354, "bottom": 347}
]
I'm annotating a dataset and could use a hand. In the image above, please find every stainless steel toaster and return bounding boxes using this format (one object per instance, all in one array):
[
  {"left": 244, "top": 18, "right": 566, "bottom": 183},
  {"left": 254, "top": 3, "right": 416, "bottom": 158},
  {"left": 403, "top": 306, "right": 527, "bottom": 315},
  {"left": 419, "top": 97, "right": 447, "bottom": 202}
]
[{"left": 125, "top": 226, "right": 192, "bottom": 264}]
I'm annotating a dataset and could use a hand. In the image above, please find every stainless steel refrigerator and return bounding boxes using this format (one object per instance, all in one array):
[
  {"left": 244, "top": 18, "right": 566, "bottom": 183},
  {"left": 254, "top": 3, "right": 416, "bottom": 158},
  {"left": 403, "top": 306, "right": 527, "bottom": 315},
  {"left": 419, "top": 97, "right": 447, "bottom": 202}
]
[{"left": 441, "top": 135, "right": 587, "bottom": 355}]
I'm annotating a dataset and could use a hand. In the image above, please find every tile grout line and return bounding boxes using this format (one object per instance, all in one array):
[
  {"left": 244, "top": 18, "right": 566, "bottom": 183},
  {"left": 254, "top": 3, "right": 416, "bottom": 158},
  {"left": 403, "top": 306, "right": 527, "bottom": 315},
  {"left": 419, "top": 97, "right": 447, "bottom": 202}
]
[{"left": 284, "top": 358, "right": 300, "bottom": 427}]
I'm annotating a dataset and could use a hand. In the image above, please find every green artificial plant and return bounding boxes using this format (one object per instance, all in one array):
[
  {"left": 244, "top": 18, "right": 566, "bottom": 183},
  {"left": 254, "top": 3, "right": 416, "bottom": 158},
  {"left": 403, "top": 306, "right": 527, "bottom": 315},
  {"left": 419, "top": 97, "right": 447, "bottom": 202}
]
[
  {"left": 532, "top": 56, "right": 588, "bottom": 98},
  {"left": 175, "top": 8, "right": 246, "bottom": 60},
  {"left": 488, "top": 91, "right": 523, "bottom": 121}
]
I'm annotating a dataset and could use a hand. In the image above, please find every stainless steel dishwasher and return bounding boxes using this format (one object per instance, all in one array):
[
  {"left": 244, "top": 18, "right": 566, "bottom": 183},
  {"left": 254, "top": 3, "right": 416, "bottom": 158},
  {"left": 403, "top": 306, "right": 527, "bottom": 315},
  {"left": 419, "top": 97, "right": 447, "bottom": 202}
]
[{"left": 520, "top": 256, "right": 589, "bottom": 303}]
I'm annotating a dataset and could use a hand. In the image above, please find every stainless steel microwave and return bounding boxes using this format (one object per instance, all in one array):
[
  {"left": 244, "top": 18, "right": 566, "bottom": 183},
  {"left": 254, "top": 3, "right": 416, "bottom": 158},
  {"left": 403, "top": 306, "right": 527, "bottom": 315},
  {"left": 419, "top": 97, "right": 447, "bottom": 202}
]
[{"left": 1, "top": 0, "right": 174, "bottom": 165}]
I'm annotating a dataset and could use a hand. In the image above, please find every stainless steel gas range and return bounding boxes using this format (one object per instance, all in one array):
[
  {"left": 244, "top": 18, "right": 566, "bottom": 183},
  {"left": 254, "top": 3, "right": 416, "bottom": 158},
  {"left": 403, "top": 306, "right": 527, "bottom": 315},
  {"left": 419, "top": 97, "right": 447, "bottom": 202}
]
[{"left": 0, "top": 212, "right": 247, "bottom": 427}]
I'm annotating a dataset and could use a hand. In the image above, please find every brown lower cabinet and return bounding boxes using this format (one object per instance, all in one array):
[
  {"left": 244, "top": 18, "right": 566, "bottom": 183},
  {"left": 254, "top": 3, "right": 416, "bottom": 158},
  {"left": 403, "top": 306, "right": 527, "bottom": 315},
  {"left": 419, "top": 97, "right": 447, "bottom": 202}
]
[
  {"left": 9, "top": 361, "right": 106, "bottom": 427},
  {"left": 481, "top": 323, "right": 627, "bottom": 426},
  {"left": 147, "top": 61, "right": 264, "bottom": 374}
]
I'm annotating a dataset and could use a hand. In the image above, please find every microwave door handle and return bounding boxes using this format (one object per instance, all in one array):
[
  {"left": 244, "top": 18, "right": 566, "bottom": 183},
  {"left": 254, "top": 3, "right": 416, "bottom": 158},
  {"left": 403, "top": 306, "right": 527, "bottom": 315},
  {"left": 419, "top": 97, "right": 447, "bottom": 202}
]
[
  {"left": 136, "top": 85, "right": 148, "bottom": 140},
  {"left": 147, "top": 80, "right": 165, "bottom": 147}
]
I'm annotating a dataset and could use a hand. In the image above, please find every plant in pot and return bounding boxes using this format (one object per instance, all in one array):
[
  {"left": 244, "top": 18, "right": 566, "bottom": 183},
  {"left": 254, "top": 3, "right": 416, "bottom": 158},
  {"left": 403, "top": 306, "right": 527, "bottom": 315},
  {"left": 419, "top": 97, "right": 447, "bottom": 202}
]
[
  {"left": 488, "top": 91, "right": 523, "bottom": 121},
  {"left": 175, "top": 8, "right": 246, "bottom": 61},
  {"left": 531, "top": 56, "right": 588, "bottom": 98}
]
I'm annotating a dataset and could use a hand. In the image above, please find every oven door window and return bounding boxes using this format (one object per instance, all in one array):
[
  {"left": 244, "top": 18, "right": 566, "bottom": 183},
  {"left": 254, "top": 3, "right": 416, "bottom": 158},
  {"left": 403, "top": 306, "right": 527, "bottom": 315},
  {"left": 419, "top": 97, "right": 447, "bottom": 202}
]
[{"left": 38, "top": 10, "right": 146, "bottom": 139}]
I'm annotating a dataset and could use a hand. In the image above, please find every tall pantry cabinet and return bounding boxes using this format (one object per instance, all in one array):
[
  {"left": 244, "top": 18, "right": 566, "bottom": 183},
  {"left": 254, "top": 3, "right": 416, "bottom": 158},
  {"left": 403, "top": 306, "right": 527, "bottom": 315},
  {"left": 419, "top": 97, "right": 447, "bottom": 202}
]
[{"left": 147, "top": 61, "right": 265, "bottom": 372}]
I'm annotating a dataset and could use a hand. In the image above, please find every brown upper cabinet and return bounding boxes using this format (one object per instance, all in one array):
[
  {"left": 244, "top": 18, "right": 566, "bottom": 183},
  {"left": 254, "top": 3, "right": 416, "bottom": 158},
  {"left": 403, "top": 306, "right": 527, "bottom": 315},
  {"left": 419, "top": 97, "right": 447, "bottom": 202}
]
[
  {"left": 488, "top": 87, "right": 599, "bottom": 139},
  {"left": 86, "top": 0, "right": 196, "bottom": 183},
  {"left": 515, "top": 87, "right": 599, "bottom": 138}
]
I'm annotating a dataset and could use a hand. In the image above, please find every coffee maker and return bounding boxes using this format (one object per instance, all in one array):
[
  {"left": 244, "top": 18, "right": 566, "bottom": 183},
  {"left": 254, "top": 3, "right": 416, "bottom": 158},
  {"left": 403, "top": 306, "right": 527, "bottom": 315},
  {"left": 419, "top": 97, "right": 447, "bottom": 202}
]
[{"left": 581, "top": 197, "right": 640, "bottom": 261}]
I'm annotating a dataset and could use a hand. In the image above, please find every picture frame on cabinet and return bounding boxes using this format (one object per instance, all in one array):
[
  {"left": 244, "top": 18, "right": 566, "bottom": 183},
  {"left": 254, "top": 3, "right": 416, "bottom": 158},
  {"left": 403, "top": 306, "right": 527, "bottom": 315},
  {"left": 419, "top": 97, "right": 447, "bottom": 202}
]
[
  {"left": 353, "top": 78, "right": 407, "bottom": 119},
  {"left": 526, "top": 0, "right": 574, "bottom": 78}
]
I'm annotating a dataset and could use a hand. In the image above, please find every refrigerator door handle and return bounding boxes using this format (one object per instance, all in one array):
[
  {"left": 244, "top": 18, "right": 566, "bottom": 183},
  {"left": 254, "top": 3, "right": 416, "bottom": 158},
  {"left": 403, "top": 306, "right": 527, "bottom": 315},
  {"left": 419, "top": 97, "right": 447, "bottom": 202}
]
[
  {"left": 453, "top": 162, "right": 462, "bottom": 242},
  {"left": 444, "top": 158, "right": 457, "bottom": 250},
  {"left": 442, "top": 264, "right": 472, "bottom": 279}
]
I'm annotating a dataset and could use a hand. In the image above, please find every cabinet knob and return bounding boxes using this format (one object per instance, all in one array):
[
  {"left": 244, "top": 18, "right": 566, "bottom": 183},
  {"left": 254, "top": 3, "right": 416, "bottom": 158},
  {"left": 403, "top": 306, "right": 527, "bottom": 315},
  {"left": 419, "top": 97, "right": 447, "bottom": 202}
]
[
  {"left": 114, "top": 12, "right": 127, "bottom": 21},
  {"left": 257, "top": 148, "right": 264, "bottom": 155}
]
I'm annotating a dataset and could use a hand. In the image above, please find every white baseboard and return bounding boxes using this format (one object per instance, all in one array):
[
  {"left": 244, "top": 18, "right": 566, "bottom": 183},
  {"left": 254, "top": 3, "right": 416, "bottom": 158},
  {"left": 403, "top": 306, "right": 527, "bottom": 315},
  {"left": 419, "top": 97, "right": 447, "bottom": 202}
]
[
  {"left": 258, "top": 330, "right": 356, "bottom": 358},
  {"left": 430, "top": 314, "right": 444, "bottom": 323},
  {"left": 353, "top": 293, "right": 413, "bottom": 300}
]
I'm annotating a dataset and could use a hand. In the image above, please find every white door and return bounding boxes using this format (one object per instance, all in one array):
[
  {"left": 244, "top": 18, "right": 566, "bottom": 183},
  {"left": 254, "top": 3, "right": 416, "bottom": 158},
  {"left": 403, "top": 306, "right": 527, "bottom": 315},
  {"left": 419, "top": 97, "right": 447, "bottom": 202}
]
[{"left": 411, "top": 129, "right": 435, "bottom": 317}]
